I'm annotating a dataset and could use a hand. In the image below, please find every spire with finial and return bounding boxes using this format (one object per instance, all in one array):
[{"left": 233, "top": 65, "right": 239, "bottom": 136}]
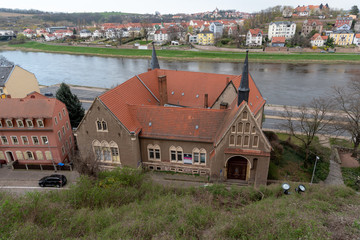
[
  {"left": 150, "top": 42, "right": 160, "bottom": 70},
  {"left": 237, "top": 50, "right": 250, "bottom": 106}
]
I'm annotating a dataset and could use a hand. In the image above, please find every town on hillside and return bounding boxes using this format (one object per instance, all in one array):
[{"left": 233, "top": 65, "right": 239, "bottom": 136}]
[{"left": 1, "top": 4, "right": 360, "bottom": 51}]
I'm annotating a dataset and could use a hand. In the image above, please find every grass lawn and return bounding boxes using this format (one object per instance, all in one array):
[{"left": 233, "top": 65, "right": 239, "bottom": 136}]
[
  {"left": 0, "top": 167, "right": 359, "bottom": 239},
  {"left": 3, "top": 41, "right": 360, "bottom": 63},
  {"left": 330, "top": 137, "right": 355, "bottom": 149},
  {"left": 342, "top": 167, "right": 360, "bottom": 191}
]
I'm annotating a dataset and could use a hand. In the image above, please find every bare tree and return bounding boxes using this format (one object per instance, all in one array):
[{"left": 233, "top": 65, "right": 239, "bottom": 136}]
[
  {"left": 140, "top": 20, "right": 153, "bottom": 42},
  {"left": 71, "top": 148, "right": 100, "bottom": 177},
  {"left": 333, "top": 79, "right": 360, "bottom": 157},
  {"left": 282, "top": 97, "right": 335, "bottom": 167}
]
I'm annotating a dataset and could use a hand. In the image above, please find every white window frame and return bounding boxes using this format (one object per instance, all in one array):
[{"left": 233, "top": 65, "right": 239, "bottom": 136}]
[
  {"left": 41, "top": 136, "right": 48, "bottom": 145},
  {"left": 6, "top": 119, "right": 13, "bottom": 128},
  {"left": 1, "top": 136, "right": 8, "bottom": 144},
  {"left": 32, "top": 136, "right": 39, "bottom": 145},
  {"left": 62, "top": 108, "right": 66, "bottom": 116},
  {"left": 37, "top": 119, "right": 44, "bottom": 128},
  {"left": 147, "top": 144, "right": 161, "bottom": 161},
  {"left": 54, "top": 117, "right": 58, "bottom": 125},
  {"left": 11, "top": 136, "right": 19, "bottom": 145},
  {"left": 16, "top": 119, "right": 24, "bottom": 128},
  {"left": 58, "top": 112, "right": 62, "bottom": 121},
  {"left": 26, "top": 119, "right": 34, "bottom": 128},
  {"left": 21, "top": 136, "right": 29, "bottom": 145},
  {"left": 57, "top": 131, "right": 61, "bottom": 141}
]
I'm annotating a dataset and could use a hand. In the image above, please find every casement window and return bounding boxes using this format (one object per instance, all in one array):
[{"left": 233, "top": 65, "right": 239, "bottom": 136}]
[
  {"left": 62, "top": 108, "right": 66, "bottom": 116},
  {"left": 36, "top": 151, "right": 44, "bottom": 160},
  {"left": 25, "top": 151, "right": 34, "bottom": 160},
  {"left": 11, "top": 136, "right": 19, "bottom": 145},
  {"left": 45, "top": 151, "right": 53, "bottom": 160},
  {"left": 192, "top": 148, "right": 206, "bottom": 164},
  {"left": 92, "top": 140, "right": 120, "bottom": 163},
  {"left": 6, "top": 119, "right": 13, "bottom": 128},
  {"left": 37, "top": 119, "right": 44, "bottom": 128},
  {"left": 32, "top": 136, "right": 39, "bottom": 145},
  {"left": 26, "top": 119, "right": 34, "bottom": 128},
  {"left": 17, "top": 120, "right": 24, "bottom": 128},
  {"left": 16, "top": 151, "right": 23, "bottom": 160},
  {"left": 96, "top": 120, "right": 102, "bottom": 130},
  {"left": 41, "top": 136, "right": 48, "bottom": 145},
  {"left": 58, "top": 112, "right": 62, "bottom": 121},
  {"left": 169, "top": 146, "right": 183, "bottom": 162},
  {"left": 111, "top": 147, "right": 120, "bottom": 162},
  {"left": 21, "top": 136, "right": 29, "bottom": 145},
  {"left": 1, "top": 136, "right": 8, "bottom": 144},
  {"left": 57, "top": 131, "right": 61, "bottom": 141},
  {"left": 62, "top": 126, "right": 66, "bottom": 136},
  {"left": 102, "top": 121, "right": 107, "bottom": 131},
  {"left": 54, "top": 117, "right": 58, "bottom": 125},
  {"left": 147, "top": 144, "right": 161, "bottom": 161},
  {"left": 66, "top": 121, "right": 69, "bottom": 130}
]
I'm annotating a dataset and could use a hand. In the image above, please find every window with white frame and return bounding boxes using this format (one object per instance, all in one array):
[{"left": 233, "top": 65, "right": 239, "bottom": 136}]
[
  {"left": 11, "top": 136, "right": 19, "bottom": 145},
  {"left": 20, "top": 136, "right": 28, "bottom": 145},
  {"left": 17, "top": 119, "right": 24, "bottom": 128},
  {"left": 57, "top": 131, "right": 61, "bottom": 141},
  {"left": 36, "top": 151, "right": 44, "bottom": 160},
  {"left": 58, "top": 112, "right": 62, "bottom": 121},
  {"left": 45, "top": 151, "right": 53, "bottom": 160},
  {"left": 62, "top": 108, "right": 66, "bottom": 116},
  {"left": 41, "top": 136, "right": 48, "bottom": 145},
  {"left": 170, "top": 146, "right": 177, "bottom": 161},
  {"left": 96, "top": 120, "right": 102, "bottom": 131},
  {"left": 32, "top": 136, "right": 39, "bottom": 145},
  {"left": 62, "top": 126, "right": 66, "bottom": 136},
  {"left": 192, "top": 148, "right": 206, "bottom": 164},
  {"left": 169, "top": 146, "right": 183, "bottom": 162},
  {"left": 26, "top": 119, "right": 33, "bottom": 128},
  {"left": 37, "top": 119, "right": 44, "bottom": 128},
  {"left": 1, "top": 136, "right": 8, "bottom": 144},
  {"left": 16, "top": 151, "right": 23, "bottom": 160},
  {"left": 6, "top": 119, "right": 13, "bottom": 127},
  {"left": 66, "top": 121, "right": 69, "bottom": 130},
  {"left": 54, "top": 117, "right": 58, "bottom": 125},
  {"left": 102, "top": 141, "right": 111, "bottom": 161},
  {"left": 147, "top": 144, "right": 161, "bottom": 161},
  {"left": 102, "top": 121, "right": 107, "bottom": 131},
  {"left": 110, "top": 141, "right": 120, "bottom": 162},
  {"left": 25, "top": 151, "right": 34, "bottom": 160}
]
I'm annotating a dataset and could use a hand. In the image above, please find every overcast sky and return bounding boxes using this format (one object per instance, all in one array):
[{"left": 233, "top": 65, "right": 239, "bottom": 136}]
[{"left": 1, "top": 0, "right": 356, "bottom": 14}]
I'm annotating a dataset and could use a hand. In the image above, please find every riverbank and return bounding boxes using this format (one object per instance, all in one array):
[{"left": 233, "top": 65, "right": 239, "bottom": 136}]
[{"left": 2, "top": 41, "right": 360, "bottom": 64}]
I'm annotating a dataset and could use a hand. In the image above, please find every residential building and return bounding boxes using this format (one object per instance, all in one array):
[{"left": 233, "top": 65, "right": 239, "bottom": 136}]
[
  {"left": 302, "top": 19, "right": 323, "bottom": 36},
  {"left": 282, "top": 7, "right": 293, "bottom": 18},
  {"left": 268, "top": 21, "right": 296, "bottom": 40},
  {"left": 246, "top": 29, "right": 263, "bottom": 46},
  {"left": 75, "top": 47, "right": 271, "bottom": 186},
  {"left": 23, "top": 29, "right": 35, "bottom": 38},
  {"left": 335, "top": 17, "right": 353, "bottom": 28},
  {"left": 353, "top": 34, "right": 360, "bottom": 45},
  {"left": 0, "top": 92, "right": 74, "bottom": 169},
  {"left": 80, "top": 29, "right": 92, "bottom": 38},
  {"left": 188, "top": 34, "right": 198, "bottom": 43},
  {"left": 329, "top": 30, "right": 355, "bottom": 46},
  {"left": 294, "top": 5, "right": 309, "bottom": 16},
  {"left": 46, "top": 26, "right": 68, "bottom": 34},
  {"left": 209, "top": 22, "right": 224, "bottom": 38},
  {"left": 197, "top": 31, "right": 214, "bottom": 45},
  {"left": 44, "top": 34, "right": 56, "bottom": 41},
  {"left": 271, "top": 37, "right": 286, "bottom": 47},
  {"left": 336, "top": 24, "right": 351, "bottom": 31},
  {"left": 310, "top": 33, "right": 327, "bottom": 47},
  {"left": 154, "top": 29, "right": 169, "bottom": 44},
  {"left": 92, "top": 30, "right": 104, "bottom": 38},
  {"left": 0, "top": 65, "right": 40, "bottom": 99},
  {"left": 354, "top": 22, "right": 360, "bottom": 32}
]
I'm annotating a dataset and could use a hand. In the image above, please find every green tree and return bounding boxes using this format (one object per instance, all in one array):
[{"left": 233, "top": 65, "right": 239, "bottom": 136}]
[
  {"left": 324, "top": 37, "right": 335, "bottom": 48},
  {"left": 350, "top": 5, "right": 359, "bottom": 15},
  {"left": 56, "top": 83, "right": 85, "bottom": 128}
]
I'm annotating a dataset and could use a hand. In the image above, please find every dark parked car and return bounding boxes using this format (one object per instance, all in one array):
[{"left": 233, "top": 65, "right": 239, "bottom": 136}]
[{"left": 39, "top": 174, "right": 67, "bottom": 188}]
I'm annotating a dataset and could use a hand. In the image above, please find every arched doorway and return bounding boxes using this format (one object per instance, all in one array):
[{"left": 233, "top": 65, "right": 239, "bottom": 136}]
[
  {"left": 5, "top": 151, "right": 15, "bottom": 163},
  {"left": 227, "top": 156, "right": 248, "bottom": 180}
]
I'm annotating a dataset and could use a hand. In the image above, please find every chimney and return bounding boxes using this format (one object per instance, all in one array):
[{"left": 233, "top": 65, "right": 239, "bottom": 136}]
[
  {"left": 220, "top": 102, "right": 228, "bottom": 109},
  {"left": 158, "top": 75, "right": 168, "bottom": 106},
  {"left": 147, "top": 68, "right": 152, "bottom": 72},
  {"left": 204, "top": 93, "right": 208, "bottom": 108}
]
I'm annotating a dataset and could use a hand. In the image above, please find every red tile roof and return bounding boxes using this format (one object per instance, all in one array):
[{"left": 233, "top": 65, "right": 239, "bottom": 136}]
[
  {"left": 0, "top": 92, "right": 62, "bottom": 119},
  {"left": 356, "top": 34, "right": 360, "bottom": 38},
  {"left": 98, "top": 67, "right": 265, "bottom": 139},
  {"left": 130, "top": 105, "right": 226, "bottom": 142},
  {"left": 272, "top": 37, "right": 286, "bottom": 43},
  {"left": 310, "top": 33, "right": 321, "bottom": 40},
  {"left": 321, "top": 35, "right": 328, "bottom": 40},
  {"left": 249, "top": 28, "right": 263, "bottom": 36}
]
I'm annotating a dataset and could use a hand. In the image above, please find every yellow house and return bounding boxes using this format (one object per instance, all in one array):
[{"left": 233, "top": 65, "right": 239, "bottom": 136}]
[
  {"left": 0, "top": 65, "right": 40, "bottom": 99},
  {"left": 329, "top": 30, "right": 355, "bottom": 46},
  {"left": 197, "top": 31, "right": 214, "bottom": 45}
]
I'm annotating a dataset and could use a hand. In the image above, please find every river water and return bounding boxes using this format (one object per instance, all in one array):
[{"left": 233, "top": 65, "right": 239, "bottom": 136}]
[{"left": 1, "top": 50, "right": 358, "bottom": 106}]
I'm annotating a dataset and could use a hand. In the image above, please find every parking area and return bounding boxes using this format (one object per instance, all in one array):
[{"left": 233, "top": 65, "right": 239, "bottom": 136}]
[{"left": 0, "top": 167, "right": 80, "bottom": 194}]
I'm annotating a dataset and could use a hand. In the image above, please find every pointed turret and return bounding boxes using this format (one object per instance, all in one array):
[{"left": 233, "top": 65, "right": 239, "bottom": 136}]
[
  {"left": 237, "top": 50, "right": 250, "bottom": 106},
  {"left": 150, "top": 42, "right": 160, "bottom": 70}
]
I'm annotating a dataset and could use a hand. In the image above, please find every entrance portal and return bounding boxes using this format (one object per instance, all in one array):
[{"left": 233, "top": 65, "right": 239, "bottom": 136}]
[{"left": 227, "top": 156, "right": 248, "bottom": 180}]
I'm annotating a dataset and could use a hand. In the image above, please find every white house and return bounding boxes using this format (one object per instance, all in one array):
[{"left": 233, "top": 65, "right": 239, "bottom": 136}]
[
  {"left": 268, "top": 21, "right": 296, "bottom": 40},
  {"left": 79, "top": 29, "right": 92, "bottom": 38},
  {"left": 44, "top": 34, "right": 56, "bottom": 41},
  {"left": 209, "top": 22, "right": 224, "bottom": 38},
  {"left": 154, "top": 29, "right": 169, "bottom": 44},
  {"left": 246, "top": 29, "right": 263, "bottom": 46},
  {"left": 353, "top": 34, "right": 360, "bottom": 46},
  {"left": 188, "top": 34, "right": 198, "bottom": 43},
  {"left": 23, "top": 29, "right": 35, "bottom": 38},
  {"left": 310, "top": 33, "right": 326, "bottom": 47},
  {"left": 92, "top": 30, "right": 104, "bottom": 38}
]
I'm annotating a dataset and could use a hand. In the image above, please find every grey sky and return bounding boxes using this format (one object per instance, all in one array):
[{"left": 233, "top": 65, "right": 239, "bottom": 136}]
[{"left": 2, "top": 0, "right": 356, "bottom": 14}]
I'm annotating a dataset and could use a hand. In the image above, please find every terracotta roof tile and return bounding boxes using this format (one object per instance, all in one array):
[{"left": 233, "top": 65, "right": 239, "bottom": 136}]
[
  {"left": 249, "top": 28, "right": 263, "bottom": 36},
  {"left": 272, "top": 37, "right": 286, "bottom": 43}
]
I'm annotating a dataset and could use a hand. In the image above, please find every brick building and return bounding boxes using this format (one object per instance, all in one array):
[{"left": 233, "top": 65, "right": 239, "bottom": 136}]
[{"left": 76, "top": 47, "right": 271, "bottom": 186}]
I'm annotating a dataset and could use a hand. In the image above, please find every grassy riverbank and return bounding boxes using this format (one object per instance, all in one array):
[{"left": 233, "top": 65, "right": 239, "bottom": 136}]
[
  {"left": 1, "top": 168, "right": 359, "bottom": 239},
  {"left": 2, "top": 41, "right": 360, "bottom": 63}
]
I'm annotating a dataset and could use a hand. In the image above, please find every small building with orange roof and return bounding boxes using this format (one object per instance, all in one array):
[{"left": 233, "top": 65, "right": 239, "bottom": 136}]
[{"left": 76, "top": 46, "right": 271, "bottom": 186}]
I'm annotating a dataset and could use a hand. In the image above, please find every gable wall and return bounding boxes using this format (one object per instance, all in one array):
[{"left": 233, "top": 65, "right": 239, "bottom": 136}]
[
  {"left": 75, "top": 99, "right": 141, "bottom": 168},
  {"left": 5, "top": 66, "right": 40, "bottom": 98},
  {"left": 211, "top": 83, "right": 237, "bottom": 109}
]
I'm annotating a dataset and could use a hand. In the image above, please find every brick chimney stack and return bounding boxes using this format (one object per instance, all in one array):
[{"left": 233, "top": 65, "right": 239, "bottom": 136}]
[
  {"left": 158, "top": 75, "right": 168, "bottom": 106},
  {"left": 204, "top": 93, "right": 208, "bottom": 108}
]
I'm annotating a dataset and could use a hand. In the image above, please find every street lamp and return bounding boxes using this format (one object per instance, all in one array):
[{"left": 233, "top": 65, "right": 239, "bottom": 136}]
[{"left": 310, "top": 156, "right": 320, "bottom": 184}]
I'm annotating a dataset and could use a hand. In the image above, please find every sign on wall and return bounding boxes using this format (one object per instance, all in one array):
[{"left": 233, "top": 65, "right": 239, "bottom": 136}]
[{"left": 183, "top": 153, "right": 192, "bottom": 164}]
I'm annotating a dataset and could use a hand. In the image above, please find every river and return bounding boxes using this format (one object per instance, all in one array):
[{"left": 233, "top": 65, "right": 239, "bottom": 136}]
[{"left": 1, "top": 50, "right": 357, "bottom": 106}]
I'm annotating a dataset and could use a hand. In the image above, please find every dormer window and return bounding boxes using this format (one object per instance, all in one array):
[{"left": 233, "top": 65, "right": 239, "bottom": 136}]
[
  {"left": 6, "top": 119, "right": 13, "bottom": 128},
  {"left": 17, "top": 119, "right": 24, "bottom": 128},
  {"left": 26, "top": 119, "right": 34, "bottom": 128},
  {"left": 37, "top": 119, "right": 44, "bottom": 128}
]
